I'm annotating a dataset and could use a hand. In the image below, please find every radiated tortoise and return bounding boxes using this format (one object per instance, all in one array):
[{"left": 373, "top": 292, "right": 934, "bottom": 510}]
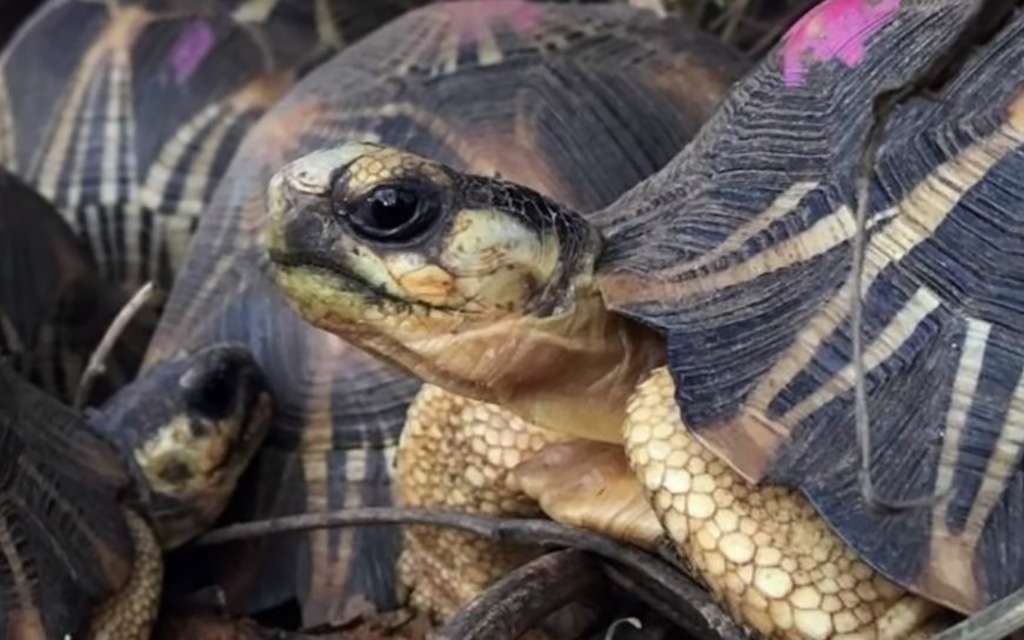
[
  {"left": 144, "top": 0, "right": 747, "bottom": 625},
  {"left": 262, "top": 0, "right": 1024, "bottom": 638}
]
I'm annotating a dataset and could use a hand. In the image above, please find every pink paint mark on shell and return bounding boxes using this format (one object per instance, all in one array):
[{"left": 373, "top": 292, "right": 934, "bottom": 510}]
[
  {"left": 445, "top": 0, "right": 543, "bottom": 45},
  {"left": 780, "top": 0, "right": 900, "bottom": 87},
  {"left": 169, "top": 19, "right": 215, "bottom": 85}
]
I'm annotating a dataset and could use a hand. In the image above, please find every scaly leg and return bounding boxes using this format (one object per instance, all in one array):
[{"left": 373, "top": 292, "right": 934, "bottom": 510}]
[
  {"left": 624, "top": 367, "right": 951, "bottom": 640},
  {"left": 396, "top": 383, "right": 569, "bottom": 620},
  {"left": 88, "top": 508, "right": 162, "bottom": 640}
]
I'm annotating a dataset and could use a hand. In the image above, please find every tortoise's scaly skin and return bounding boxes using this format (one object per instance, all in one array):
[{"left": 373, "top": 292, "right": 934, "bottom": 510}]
[
  {"left": 0, "top": 0, "right": 432, "bottom": 291},
  {"left": 398, "top": 386, "right": 568, "bottom": 618},
  {"left": 150, "top": 0, "right": 745, "bottom": 624},
  {"left": 625, "top": 368, "right": 949, "bottom": 639},
  {"left": 0, "top": 344, "right": 272, "bottom": 639},
  {"left": 263, "top": 3, "right": 1024, "bottom": 637},
  {"left": 86, "top": 509, "right": 162, "bottom": 640}
]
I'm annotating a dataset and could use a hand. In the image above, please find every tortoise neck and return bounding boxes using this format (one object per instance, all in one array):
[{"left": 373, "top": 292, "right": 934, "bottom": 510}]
[
  {"left": 495, "top": 290, "right": 667, "bottom": 443},
  {"left": 406, "top": 285, "right": 666, "bottom": 443}
]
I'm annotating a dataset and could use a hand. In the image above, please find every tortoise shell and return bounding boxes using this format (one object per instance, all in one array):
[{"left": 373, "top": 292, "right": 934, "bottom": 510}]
[
  {"left": 0, "top": 362, "right": 133, "bottom": 638},
  {"left": 145, "top": 0, "right": 747, "bottom": 624},
  {"left": 0, "top": 0, "right": 430, "bottom": 291},
  {"left": 0, "top": 168, "right": 151, "bottom": 404},
  {"left": 597, "top": 0, "right": 1024, "bottom": 613},
  {"left": 0, "top": 1, "right": 43, "bottom": 50}
]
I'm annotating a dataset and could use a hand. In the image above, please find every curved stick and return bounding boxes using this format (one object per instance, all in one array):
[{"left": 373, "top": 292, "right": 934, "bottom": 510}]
[
  {"left": 432, "top": 549, "right": 603, "bottom": 640},
  {"left": 196, "top": 507, "right": 747, "bottom": 639},
  {"left": 932, "top": 587, "right": 1024, "bottom": 640},
  {"left": 74, "top": 281, "right": 155, "bottom": 409}
]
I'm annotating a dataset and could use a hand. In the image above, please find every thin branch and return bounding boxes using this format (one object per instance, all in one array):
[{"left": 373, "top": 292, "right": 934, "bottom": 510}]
[
  {"left": 601, "top": 563, "right": 752, "bottom": 639},
  {"left": 74, "top": 281, "right": 155, "bottom": 409},
  {"left": 932, "top": 587, "right": 1024, "bottom": 640},
  {"left": 431, "top": 549, "right": 603, "bottom": 640},
  {"left": 196, "top": 507, "right": 747, "bottom": 639}
]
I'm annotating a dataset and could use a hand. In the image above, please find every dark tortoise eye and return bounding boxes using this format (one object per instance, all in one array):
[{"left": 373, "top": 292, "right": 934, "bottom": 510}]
[
  {"left": 335, "top": 182, "right": 441, "bottom": 243},
  {"left": 181, "top": 358, "right": 241, "bottom": 421}
]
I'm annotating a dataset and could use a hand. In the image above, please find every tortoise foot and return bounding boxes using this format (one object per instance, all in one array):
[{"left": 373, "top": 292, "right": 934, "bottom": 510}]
[
  {"left": 396, "top": 384, "right": 567, "bottom": 620},
  {"left": 623, "top": 367, "right": 946, "bottom": 640},
  {"left": 511, "top": 440, "right": 665, "bottom": 550}
]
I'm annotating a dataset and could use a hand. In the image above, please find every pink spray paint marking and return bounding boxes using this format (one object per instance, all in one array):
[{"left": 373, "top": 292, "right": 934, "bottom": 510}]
[
  {"left": 444, "top": 0, "right": 543, "bottom": 45},
  {"left": 168, "top": 19, "right": 216, "bottom": 85},
  {"left": 780, "top": 0, "right": 900, "bottom": 87}
]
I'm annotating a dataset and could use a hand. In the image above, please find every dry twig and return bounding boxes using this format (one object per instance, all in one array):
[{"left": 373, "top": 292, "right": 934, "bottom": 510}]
[
  {"left": 431, "top": 549, "right": 603, "bottom": 640},
  {"left": 74, "top": 281, "right": 155, "bottom": 409},
  {"left": 197, "top": 507, "right": 747, "bottom": 639},
  {"left": 932, "top": 587, "right": 1024, "bottom": 640}
]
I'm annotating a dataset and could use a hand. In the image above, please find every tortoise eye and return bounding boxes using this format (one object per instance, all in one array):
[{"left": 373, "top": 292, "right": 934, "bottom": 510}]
[
  {"left": 181, "top": 359, "right": 240, "bottom": 422},
  {"left": 337, "top": 183, "right": 440, "bottom": 243}
]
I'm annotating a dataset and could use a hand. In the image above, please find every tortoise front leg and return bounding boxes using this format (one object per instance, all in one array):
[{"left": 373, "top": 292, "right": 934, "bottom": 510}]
[
  {"left": 510, "top": 440, "right": 666, "bottom": 551},
  {"left": 624, "top": 367, "right": 951, "bottom": 640},
  {"left": 87, "top": 509, "right": 162, "bottom": 640},
  {"left": 396, "top": 383, "right": 568, "bottom": 620}
]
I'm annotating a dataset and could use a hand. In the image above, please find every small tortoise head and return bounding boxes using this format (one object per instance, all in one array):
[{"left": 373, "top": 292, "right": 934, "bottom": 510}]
[
  {"left": 264, "top": 143, "right": 603, "bottom": 392},
  {"left": 94, "top": 343, "right": 273, "bottom": 548},
  {"left": 264, "top": 143, "right": 663, "bottom": 442}
]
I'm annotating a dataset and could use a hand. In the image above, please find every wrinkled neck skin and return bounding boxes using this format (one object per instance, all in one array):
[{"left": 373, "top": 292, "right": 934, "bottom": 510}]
[
  {"left": 426, "top": 285, "right": 667, "bottom": 444},
  {"left": 294, "top": 256, "right": 667, "bottom": 444}
]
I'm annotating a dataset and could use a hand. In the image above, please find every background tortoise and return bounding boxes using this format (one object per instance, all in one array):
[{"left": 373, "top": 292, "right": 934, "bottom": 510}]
[
  {"left": 0, "top": 341, "right": 272, "bottom": 639},
  {"left": 262, "top": 0, "right": 1024, "bottom": 637},
  {"left": 0, "top": 167, "right": 154, "bottom": 404},
  {"left": 0, "top": 0, "right": 646, "bottom": 301},
  {"left": 0, "top": 0, "right": 441, "bottom": 297},
  {"left": 143, "top": 0, "right": 747, "bottom": 626}
]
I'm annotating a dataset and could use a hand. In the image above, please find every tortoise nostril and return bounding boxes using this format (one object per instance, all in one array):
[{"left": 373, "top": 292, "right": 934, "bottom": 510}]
[{"left": 335, "top": 182, "right": 441, "bottom": 243}]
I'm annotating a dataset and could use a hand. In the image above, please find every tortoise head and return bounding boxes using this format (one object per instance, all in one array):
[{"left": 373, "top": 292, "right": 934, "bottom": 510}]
[
  {"left": 94, "top": 343, "right": 274, "bottom": 548},
  {"left": 264, "top": 143, "right": 663, "bottom": 442}
]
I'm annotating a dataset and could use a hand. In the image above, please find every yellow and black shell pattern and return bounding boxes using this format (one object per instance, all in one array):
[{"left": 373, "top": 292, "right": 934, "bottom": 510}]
[
  {"left": 145, "top": 0, "right": 747, "bottom": 626},
  {"left": 0, "top": 0, "right": 431, "bottom": 291},
  {"left": 598, "top": 0, "right": 1024, "bottom": 615},
  {"left": 0, "top": 362, "right": 133, "bottom": 639}
]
